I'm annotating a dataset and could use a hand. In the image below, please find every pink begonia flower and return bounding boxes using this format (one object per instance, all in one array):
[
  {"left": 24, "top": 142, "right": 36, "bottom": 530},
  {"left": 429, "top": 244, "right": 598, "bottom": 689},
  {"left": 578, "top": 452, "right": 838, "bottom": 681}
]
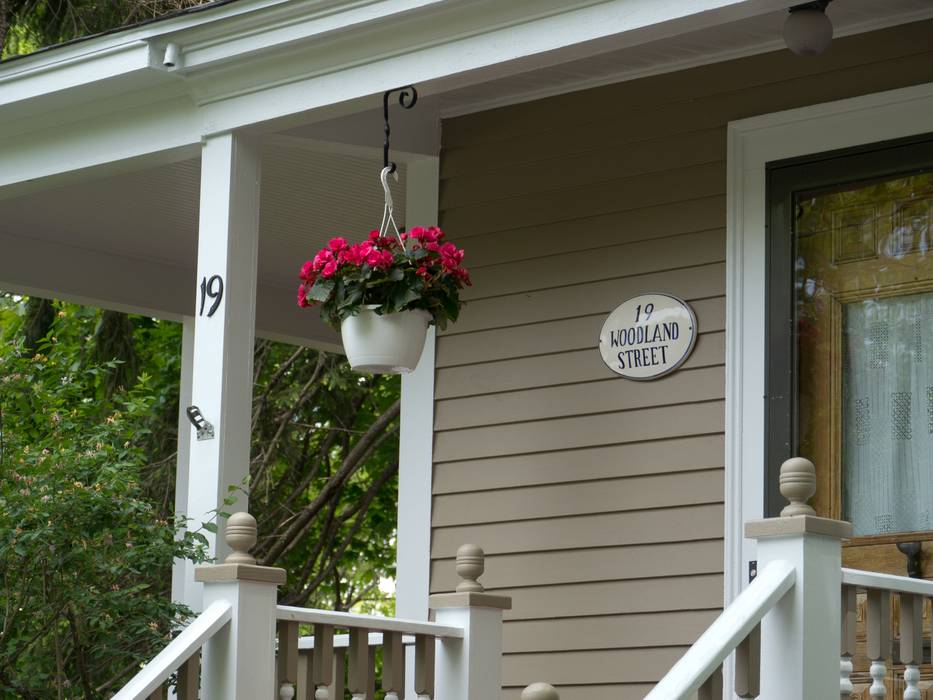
[
  {"left": 340, "top": 244, "right": 366, "bottom": 266},
  {"left": 328, "top": 237, "right": 348, "bottom": 251},
  {"left": 297, "top": 283, "right": 310, "bottom": 308},
  {"left": 366, "top": 249, "right": 394, "bottom": 269},
  {"left": 416, "top": 266, "right": 431, "bottom": 279},
  {"left": 299, "top": 261, "right": 315, "bottom": 281},
  {"left": 312, "top": 249, "right": 333, "bottom": 271},
  {"left": 321, "top": 260, "right": 338, "bottom": 277}
]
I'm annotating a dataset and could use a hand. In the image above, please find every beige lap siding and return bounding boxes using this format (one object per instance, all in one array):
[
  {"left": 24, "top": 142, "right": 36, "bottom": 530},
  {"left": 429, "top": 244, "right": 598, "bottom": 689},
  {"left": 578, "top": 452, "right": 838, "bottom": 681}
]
[{"left": 431, "top": 19, "right": 933, "bottom": 699}]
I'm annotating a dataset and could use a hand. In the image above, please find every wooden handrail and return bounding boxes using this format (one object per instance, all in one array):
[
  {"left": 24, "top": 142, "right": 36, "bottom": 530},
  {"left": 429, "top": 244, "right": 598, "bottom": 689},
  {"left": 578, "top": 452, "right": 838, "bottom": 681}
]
[
  {"left": 645, "top": 560, "right": 796, "bottom": 700},
  {"left": 111, "top": 600, "right": 232, "bottom": 700}
]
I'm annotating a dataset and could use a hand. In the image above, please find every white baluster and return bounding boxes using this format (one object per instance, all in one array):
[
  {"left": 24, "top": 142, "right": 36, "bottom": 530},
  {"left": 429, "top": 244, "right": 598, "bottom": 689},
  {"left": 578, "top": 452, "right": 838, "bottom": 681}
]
[
  {"left": 867, "top": 589, "right": 891, "bottom": 700},
  {"left": 870, "top": 659, "right": 887, "bottom": 699},
  {"left": 900, "top": 593, "right": 924, "bottom": 700},
  {"left": 314, "top": 688, "right": 329, "bottom": 700},
  {"left": 904, "top": 665, "right": 921, "bottom": 700},
  {"left": 840, "top": 657, "right": 854, "bottom": 698},
  {"left": 279, "top": 682, "right": 295, "bottom": 700}
]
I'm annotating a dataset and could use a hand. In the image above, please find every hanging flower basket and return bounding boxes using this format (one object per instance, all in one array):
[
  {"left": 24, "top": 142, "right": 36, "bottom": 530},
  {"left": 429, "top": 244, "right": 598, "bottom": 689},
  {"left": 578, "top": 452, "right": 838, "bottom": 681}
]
[{"left": 297, "top": 226, "right": 470, "bottom": 374}]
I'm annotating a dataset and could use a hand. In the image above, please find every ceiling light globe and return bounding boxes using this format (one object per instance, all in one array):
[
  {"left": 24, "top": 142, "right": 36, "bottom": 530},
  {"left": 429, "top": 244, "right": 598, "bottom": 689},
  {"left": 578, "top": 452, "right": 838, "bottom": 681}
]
[{"left": 783, "top": 8, "right": 833, "bottom": 57}]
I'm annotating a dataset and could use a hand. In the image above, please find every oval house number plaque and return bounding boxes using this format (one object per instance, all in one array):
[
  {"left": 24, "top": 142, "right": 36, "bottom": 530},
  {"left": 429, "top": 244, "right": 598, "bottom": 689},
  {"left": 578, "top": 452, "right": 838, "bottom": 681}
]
[{"left": 598, "top": 293, "right": 697, "bottom": 380}]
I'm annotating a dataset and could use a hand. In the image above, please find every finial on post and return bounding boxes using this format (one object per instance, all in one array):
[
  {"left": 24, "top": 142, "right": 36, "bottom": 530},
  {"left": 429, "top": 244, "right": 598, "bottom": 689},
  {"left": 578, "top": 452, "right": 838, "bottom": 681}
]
[
  {"left": 455, "top": 544, "right": 485, "bottom": 593},
  {"left": 522, "top": 682, "right": 559, "bottom": 700},
  {"left": 779, "top": 457, "right": 817, "bottom": 517},
  {"left": 225, "top": 511, "right": 258, "bottom": 564}
]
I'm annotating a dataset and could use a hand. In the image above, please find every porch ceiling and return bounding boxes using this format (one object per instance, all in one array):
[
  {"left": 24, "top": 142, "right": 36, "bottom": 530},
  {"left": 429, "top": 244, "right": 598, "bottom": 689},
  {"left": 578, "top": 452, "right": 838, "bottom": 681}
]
[
  {"left": 0, "top": 0, "right": 930, "bottom": 349},
  {"left": 0, "top": 140, "right": 406, "bottom": 348}
]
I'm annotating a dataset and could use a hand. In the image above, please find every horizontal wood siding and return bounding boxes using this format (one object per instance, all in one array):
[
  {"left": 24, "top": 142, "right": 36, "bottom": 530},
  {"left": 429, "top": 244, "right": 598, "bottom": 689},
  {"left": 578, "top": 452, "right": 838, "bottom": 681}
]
[{"left": 432, "top": 19, "right": 933, "bottom": 698}]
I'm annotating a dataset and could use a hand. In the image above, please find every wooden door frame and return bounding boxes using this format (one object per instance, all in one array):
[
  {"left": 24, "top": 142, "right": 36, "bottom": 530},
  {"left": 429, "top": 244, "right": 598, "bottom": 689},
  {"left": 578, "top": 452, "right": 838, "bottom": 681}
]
[{"left": 724, "top": 82, "right": 933, "bottom": 646}]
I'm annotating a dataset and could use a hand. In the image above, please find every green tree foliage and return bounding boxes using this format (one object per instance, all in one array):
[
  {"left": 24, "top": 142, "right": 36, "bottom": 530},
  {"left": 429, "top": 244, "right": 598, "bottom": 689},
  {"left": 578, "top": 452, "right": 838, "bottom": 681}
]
[
  {"left": 0, "top": 295, "right": 402, "bottom": 695},
  {"left": 249, "top": 341, "right": 400, "bottom": 611},
  {"left": 0, "top": 303, "right": 209, "bottom": 698}
]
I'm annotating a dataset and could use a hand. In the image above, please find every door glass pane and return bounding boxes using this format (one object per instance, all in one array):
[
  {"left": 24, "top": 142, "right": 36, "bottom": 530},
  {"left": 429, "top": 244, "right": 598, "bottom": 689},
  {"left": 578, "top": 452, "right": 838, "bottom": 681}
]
[{"left": 795, "top": 171, "right": 933, "bottom": 536}]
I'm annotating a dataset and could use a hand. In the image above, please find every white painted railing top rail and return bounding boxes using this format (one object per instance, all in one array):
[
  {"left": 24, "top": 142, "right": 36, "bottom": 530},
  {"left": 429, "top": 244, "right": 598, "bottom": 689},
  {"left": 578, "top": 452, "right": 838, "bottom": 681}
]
[
  {"left": 110, "top": 599, "right": 231, "bottom": 700},
  {"left": 275, "top": 605, "right": 463, "bottom": 638},
  {"left": 644, "top": 560, "right": 795, "bottom": 700},
  {"left": 842, "top": 568, "right": 933, "bottom": 596}
]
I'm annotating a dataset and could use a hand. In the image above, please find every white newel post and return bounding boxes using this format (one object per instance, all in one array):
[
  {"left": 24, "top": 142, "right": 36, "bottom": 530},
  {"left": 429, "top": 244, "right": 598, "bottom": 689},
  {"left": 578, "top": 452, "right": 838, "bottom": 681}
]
[
  {"left": 745, "top": 458, "right": 853, "bottom": 700},
  {"left": 197, "top": 512, "right": 285, "bottom": 700},
  {"left": 182, "top": 131, "right": 262, "bottom": 609},
  {"left": 430, "top": 544, "right": 511, "bottom": 700}
]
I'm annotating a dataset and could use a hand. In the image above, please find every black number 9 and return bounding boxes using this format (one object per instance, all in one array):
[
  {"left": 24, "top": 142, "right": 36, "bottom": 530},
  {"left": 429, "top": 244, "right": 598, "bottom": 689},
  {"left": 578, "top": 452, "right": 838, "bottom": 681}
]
[{"left": 199, "top": 275, "right": 224, "bottom": 317}]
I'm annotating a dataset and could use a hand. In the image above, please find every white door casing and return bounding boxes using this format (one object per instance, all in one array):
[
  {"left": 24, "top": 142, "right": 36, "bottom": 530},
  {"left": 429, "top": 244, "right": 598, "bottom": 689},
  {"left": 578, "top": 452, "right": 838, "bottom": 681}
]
[{"left": 725, "top": 80, "right": 933, "bottom": 613}]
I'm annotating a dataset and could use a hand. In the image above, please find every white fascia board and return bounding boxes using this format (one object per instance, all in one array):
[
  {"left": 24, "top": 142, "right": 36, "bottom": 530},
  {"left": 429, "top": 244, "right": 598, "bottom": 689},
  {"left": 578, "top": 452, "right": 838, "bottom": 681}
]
[
  {"left": 166, "top": 0, "right": 448, "bottom": 70},
  {"left": 0, "top": 0, "right": 293, "bottom": 94},
  {"left": 188, "top": 0, "right": 789, "bottom": 132},
  {"left": 0, "top": 42, "right": 152, "bottom": 107},
  {"left": 0, "top": 0, "right": 780, "bottom": 191},
  {"left": 0, "top": 92, "right": 200, "bottom": 193}
]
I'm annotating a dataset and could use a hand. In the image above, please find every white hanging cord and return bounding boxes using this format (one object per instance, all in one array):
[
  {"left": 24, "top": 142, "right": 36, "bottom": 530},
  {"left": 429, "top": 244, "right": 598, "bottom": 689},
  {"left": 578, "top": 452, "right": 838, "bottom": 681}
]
[{"left": 379, "top": 165, "right": 405, "bottom": 248}]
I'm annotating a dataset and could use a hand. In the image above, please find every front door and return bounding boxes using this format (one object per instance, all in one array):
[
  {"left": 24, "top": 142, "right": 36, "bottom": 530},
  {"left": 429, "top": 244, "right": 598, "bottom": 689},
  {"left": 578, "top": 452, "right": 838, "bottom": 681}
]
[{"left": 768, "top": 136, "right": 933, "bottom": 697}]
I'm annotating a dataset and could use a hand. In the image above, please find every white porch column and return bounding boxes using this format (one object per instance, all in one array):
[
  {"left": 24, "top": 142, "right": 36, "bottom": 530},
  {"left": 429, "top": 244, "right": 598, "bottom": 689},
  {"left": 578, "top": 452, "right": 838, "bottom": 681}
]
[
  {"left": 745, "top": 458, "right": 852, "bottom": 700},
  {"left": 172, "top": 315, "right": 196, "bottom": 607},
  {"left": 183, "top": 132, "right": 262, "bottom": 610},
  {"left": 398, "top": 156, "right": 440, "bottom": 698}
]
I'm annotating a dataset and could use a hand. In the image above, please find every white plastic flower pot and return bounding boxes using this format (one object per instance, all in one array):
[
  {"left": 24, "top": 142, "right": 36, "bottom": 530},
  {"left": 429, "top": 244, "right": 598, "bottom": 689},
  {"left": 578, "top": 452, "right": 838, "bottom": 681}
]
[{"left": 340, "top": 306, "right": 431, "bottom": 374}]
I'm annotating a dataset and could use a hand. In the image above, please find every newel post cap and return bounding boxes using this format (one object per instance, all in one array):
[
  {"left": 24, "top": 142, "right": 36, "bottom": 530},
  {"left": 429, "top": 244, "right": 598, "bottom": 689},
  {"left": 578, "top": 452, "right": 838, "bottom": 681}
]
[
  {"left": 428, "top": 543, "right": 511, "bottom": 610},
  {"left": 522, "top": 682, "right": 560, "bottom": 700},
  {"left": 455, "top": 543, "right": 485, "bottom": 593},
  {"left": 225, "top": 511, "right": 258, "bottom": 564},
  {"left": 195, "top": 511, "right": 287, "bottom": 585},
  {"left": 779, "top": 457, "right": 817, "bottom": 517},
  {"left": 744, "top": 456, "right": 852, "bottom": 540}
]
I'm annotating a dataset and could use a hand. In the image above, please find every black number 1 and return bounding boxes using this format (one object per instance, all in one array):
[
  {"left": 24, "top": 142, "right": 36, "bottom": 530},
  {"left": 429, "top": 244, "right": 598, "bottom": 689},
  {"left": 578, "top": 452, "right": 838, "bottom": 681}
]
[{"left": 199, "top": 275, "right": 224, "bottom": 317}]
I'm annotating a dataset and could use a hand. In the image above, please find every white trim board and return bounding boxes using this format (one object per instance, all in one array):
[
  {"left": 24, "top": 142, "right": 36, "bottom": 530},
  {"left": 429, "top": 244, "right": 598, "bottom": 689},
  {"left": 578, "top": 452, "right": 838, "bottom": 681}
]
[
  {"left": 396, "top": 156, "right": 439, "bottom": 699},
  {"left": 725, "top": 78, "right": 933, "bottom": 676}
]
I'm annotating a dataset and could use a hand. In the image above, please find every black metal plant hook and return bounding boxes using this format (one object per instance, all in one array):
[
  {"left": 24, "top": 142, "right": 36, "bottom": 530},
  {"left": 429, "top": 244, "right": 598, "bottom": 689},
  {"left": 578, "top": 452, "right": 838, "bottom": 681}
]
[{"left": 383, "top": 85, "right": 418, "bottom": 174}]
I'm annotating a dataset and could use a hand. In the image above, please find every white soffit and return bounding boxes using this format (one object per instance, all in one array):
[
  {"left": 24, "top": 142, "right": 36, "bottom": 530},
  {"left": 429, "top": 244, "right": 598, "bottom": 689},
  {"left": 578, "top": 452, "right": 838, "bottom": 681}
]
[{"left": 0, "top": 140, "right": 405, "bottom": 347}]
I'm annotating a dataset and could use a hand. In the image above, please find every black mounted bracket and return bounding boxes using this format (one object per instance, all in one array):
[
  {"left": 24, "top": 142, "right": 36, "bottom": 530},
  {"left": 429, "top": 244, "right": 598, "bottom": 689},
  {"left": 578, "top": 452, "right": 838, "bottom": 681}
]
[{"left": 186, "top": 405, "right": 215, "bottom": 441}]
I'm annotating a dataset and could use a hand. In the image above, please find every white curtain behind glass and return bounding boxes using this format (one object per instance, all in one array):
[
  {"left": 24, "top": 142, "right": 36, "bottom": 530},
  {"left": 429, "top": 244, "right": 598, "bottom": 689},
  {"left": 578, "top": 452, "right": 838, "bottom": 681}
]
[{"left": 843, "top": 292, "right": 933, "bottom": 536}]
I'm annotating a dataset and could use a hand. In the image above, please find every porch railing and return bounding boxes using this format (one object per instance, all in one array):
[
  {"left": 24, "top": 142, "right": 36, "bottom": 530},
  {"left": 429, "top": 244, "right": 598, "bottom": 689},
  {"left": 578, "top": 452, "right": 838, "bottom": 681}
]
[
  {"left": 639, "top": 456, "right": 933, "bottom": 700},
  {"left": 112, "top": 513, "right": 510, "bottom": 700}
]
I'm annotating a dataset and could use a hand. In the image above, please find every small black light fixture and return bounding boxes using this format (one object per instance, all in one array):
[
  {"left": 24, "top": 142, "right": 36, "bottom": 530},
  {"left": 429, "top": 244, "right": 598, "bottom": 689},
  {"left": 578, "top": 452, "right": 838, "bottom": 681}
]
[{"left": 784, "top": 0, "right": 833, "bottom": 57}]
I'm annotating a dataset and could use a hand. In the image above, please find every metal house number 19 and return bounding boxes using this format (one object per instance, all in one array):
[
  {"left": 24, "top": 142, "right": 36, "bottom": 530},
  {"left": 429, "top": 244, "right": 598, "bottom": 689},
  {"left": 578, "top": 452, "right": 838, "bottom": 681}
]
[{"left": 198, "top": 275, "right": 224, "bottom": 317}]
